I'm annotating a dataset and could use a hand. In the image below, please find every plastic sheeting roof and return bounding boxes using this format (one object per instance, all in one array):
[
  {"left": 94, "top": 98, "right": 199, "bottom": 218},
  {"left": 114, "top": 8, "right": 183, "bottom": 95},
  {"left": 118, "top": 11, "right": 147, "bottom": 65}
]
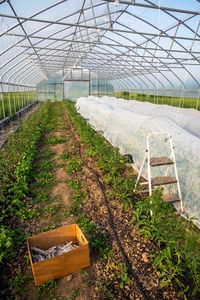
[{"left": 0, "top": 0, "right": 200, "bottom": 90}]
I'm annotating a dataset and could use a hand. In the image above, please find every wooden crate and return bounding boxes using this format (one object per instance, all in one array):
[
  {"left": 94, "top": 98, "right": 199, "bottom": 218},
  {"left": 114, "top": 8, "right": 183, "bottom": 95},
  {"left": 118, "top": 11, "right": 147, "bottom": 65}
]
[{"left": 27, "top": 224, "right": 90, "bottom": 285}]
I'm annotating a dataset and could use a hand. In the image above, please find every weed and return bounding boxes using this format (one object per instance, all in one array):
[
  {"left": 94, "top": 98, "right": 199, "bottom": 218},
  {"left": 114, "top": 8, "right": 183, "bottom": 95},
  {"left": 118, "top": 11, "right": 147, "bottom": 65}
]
[
  {"left": 117, "top": 263, "right": 132, "bottom": 289},
  {"left": 34, "top": 192, "right": 50, "bottom": 204},
  {"left": 36, "top": 279, "right": 56, "bottom": 300},
  {"left": 133, "top": 190, "right": 200, "bottom": 296},
  {"left": 44, "top": 203, "right": 62, "bottom": 215},
  {"left": 10, "top": 274, "right": 30, "bottom": 294},
  {"left": 67, "top": 159, "right": 83, "bottom": 174},
  {"left": 68, "top": 179, "right": 81, "bottom": 191},
  {"left": 46, "top": 136, "right": 66, "bottom": 145},
  {"left": 67, "top": 288, "right": 80, "bottom": 300},
  {"left": 0, "top": 226, "right": 14, "bottom": 262},
  {"left": 60, "top": 152, "right": 71, "bottom": 160},
  {"left": 77, "top": 215, "right": 111, "bottom": 259}
]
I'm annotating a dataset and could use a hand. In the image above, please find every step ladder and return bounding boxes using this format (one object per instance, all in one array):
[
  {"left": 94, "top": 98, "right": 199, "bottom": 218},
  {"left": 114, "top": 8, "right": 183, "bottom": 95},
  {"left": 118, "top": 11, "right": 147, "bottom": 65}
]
[{"left": 135, "top": 132, "right": 184, "bottom": 214}]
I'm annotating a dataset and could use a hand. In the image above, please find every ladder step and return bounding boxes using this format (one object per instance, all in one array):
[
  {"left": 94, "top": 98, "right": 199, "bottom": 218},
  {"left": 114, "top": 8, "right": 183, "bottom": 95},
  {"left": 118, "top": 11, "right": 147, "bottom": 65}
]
[
  {"left": 151, "top": 176, "right": 177, "bottom": 186},
  {"left": 139, "top": 181, "right": 149, "bottom": 186},
  {"left": 163, "top": 193, "right": 181, "bottom": 203},
  {"left": 150, "top": 157, "right": 173, "bottom": 167}
]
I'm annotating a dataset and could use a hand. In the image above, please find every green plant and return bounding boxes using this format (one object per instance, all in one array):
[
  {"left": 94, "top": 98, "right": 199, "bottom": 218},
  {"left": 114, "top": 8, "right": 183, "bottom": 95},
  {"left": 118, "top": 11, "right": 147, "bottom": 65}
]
[
  {"left": 77, "top": 215, "right": 111, "bottom": 259},
  {"left": 10, "top": 274, "right": 30, "bottom": 294},
  {"left": 65, "top": 102, "right": 200, "bottom": 298},
  {"left": 68, "top": 179, "right": 81, "bottom": 191},
  {"left": 36, "top": 279, "right": 56, "bottom": 300},
  {"left": 65, "top": 102, "right": 136, "bottom": 209},
  {"left": 99, "top": 283, "right": 114, "bottom": 299},
  {"left": 46, "top": 135, "right": 66, "bottom": 145},
  {"left": 60, "top": 151, "right": 71, "bottom": 160},
  {"left": 67, "top": 159, "right": 83, "bottom": 174},
  {"left": 0, "top": 103, "right": 52, "bottom": 264},
  {"left": 117, "top": 263, "right": 131, "bottom": 289},
  {"left": 153, "top": 246, "right": 184, "bottom": 287},
  {"left": 67, "top": 288, "right": 80, "bottom": 300},
  {"left": 0, "top": 226, "right": 14, "bottom": 262},
  {"left": 133, "top": 190, "right": 200, "bottom": 296}
]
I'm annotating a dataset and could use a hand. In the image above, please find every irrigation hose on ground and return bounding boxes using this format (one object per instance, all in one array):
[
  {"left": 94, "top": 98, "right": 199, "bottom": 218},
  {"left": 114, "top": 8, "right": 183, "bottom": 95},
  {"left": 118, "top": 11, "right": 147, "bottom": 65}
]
[{"left": 65, "top": 107, "right": 152, "bottom": 300}]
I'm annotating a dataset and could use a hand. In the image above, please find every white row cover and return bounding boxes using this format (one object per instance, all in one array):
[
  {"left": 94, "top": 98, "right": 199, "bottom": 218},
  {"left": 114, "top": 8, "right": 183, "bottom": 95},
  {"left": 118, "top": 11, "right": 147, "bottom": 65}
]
[{"left": 76, "top": 96, "right": 200, "bottom": 227}]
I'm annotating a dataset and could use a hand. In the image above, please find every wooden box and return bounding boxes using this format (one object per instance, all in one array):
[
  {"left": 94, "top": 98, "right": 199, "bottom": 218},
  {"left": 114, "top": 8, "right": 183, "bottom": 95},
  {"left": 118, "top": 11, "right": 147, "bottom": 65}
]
[{"left": 27, "top": 224, "right": 90, "bottom": 285}]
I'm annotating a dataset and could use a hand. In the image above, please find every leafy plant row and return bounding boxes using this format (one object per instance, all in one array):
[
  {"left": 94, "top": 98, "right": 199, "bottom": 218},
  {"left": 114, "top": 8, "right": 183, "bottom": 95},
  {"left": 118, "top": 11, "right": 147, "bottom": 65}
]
[
  {"left": 65, "top": 102, "right": 135, "bottom": 206},
  {"left": 66, "top": 101, "right": 200, "bottom": 298},
  {"left": 133, "top": 191, "right": 200, "bottom": 297},
  {"left": 0, "top": 103, "right": 52, "bottom": 263}
]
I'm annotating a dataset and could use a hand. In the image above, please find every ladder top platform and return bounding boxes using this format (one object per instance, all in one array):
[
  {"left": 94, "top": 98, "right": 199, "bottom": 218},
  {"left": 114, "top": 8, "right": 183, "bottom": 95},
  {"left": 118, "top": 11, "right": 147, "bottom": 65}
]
[
  {"left": 152, "top": 176, "right": 177, "bottom": 186},
  {"left": 150, "top": 156, "right": 173, "bottom": 167}
]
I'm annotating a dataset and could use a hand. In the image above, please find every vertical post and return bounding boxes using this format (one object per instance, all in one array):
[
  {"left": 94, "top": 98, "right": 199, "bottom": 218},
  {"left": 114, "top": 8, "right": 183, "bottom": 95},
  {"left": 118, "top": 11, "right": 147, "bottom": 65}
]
[
  {"left": 89, "top": 70, "right": 91, "bottom": 96},
  {"left": 63, "top": 81, "right": 65, "bottom": 100},
  {"left": 0, "top": 87, "right": 6, "bottom": 120},
  {"left": 147, "top": 134, "right": 153, "bottom": 216},
  {"left": 169, "top": 135, "right": 183, "bottom": 213},
  {"left": 47, "top": 79, "right": 49, "bottom": 101},
  {"left": 0, "top": 82, "right": 6, "bottom": 119},
  {"left": 196, "top": 89, "right": 200, "bottom": 110},
  {"left": 13, "top": 85, "right": 16, "bottom": 113},
  {"left": 6, "top": 83, "right": 12, "bottom": 117},
  {"left": 54, "top": 81, "right": 56, "bottom": 101},
  {"left": 98, "top": 75, "right": 99, "bottom": 97}
]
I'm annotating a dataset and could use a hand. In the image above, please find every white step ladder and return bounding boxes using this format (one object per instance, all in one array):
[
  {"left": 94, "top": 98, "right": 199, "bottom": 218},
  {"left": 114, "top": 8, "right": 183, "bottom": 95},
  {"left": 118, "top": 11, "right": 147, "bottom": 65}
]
[{"left": 135, "top": 132, "right": 184, "bottom": 214}]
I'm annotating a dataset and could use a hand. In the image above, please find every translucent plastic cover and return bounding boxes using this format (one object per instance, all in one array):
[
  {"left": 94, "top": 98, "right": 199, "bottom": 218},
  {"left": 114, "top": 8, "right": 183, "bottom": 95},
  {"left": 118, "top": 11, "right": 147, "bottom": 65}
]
[{"left": 76, "top": 96, "right": 200, "bottom": 227}]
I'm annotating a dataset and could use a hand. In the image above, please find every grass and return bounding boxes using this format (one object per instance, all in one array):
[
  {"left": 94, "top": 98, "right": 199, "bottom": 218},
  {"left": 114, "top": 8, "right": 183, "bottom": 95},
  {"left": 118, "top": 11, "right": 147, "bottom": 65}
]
[
  {"left": 0, "top": 91, "right": 37, "bottom": 120},
  {"left": 114, "top": 91, "right": 200, "bottom": 110}
]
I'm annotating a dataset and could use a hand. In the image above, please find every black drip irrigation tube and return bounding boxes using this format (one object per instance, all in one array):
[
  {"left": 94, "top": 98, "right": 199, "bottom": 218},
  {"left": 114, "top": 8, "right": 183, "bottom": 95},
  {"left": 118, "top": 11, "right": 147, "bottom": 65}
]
[{"left": 65, "top": 108, "right": 152, "bottom": 300}]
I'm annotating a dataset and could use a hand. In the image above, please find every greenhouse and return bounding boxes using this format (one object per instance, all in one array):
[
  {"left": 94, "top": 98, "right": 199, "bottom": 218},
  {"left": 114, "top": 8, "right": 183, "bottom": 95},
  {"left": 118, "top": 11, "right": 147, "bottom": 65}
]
[{"left": 1, "top": 0, "right": 200, "bottom": 299}]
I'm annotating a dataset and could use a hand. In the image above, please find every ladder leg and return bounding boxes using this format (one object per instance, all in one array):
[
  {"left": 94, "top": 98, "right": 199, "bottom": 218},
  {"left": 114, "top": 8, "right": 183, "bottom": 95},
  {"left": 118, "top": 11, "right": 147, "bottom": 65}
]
[
  {"left": 134, "top": 151, "right": 147, "bottom": 191},
  {"left": 147, "top": 135, "right": 153, "bottom": 216},
  {"left": 169, "top": 136, "right": 184, "bottom": 213}
]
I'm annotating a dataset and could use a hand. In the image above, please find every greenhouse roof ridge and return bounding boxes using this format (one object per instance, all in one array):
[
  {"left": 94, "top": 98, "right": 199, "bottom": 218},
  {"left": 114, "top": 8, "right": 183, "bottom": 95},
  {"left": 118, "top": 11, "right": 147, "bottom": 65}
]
[{"left": 0, "top": 0, "right": 200, "bottom": 91}]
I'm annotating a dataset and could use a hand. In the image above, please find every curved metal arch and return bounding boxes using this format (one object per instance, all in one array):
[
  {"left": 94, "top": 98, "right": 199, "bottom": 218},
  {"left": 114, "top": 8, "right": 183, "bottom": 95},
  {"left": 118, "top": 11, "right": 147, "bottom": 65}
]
[
  {"left": 0, "top": 1, "right": 107, "bottom": 71},
  {"left": 121, "top": 8, "right": 200, "bottom": 85},
  {"left": 86, "top": 33, "right": 169, "bottom": 93},
  {"left": 55, "top": 5, "right": 178, "bottom": 89},
  {"left": 0, "top": 0, "right": 199, "bottom": 95},
  {"left": 94, "top": 31, "right": 175, "bottom": 89}
]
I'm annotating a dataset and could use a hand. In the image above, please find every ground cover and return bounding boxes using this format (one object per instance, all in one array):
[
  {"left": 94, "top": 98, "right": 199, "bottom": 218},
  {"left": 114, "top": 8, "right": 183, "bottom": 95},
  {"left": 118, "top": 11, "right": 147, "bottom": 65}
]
[{"left": 1, "top": 101, "right": 199, "bottom": 299}]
